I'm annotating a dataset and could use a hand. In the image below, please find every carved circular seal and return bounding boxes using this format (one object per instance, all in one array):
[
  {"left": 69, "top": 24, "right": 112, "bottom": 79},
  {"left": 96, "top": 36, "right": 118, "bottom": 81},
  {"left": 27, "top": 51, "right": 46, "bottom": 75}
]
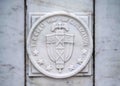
[{"left": 27, "top": 12, "right": 93, "bottom": 78}]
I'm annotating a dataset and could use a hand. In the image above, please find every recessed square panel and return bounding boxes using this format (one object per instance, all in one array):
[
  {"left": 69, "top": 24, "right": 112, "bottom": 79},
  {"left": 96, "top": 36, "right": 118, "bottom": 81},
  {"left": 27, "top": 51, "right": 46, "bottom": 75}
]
[{"left": 27, "top": 12, "right": 93, "bottom": 78}]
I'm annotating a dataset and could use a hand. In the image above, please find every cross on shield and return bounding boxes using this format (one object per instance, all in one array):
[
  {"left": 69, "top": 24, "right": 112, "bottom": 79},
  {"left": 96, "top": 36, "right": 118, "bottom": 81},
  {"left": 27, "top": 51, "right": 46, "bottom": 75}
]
[{"left": 46, "top": 23, "right": 74, "bottom": 73}]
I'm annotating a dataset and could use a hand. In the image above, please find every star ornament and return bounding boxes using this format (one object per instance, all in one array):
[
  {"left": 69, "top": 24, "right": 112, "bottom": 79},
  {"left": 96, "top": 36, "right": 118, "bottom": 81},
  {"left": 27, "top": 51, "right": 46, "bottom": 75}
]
[
  {"left": 77, "top": 58, "right": 83, "bottom": 65},
  {"left": 68, "top": 65, "right": 75, "bottom": 71},
  {"left": 82, "top": 49, "right": 87, "bottom": 54},
  {"left": 33, "top": 49, "right": 39, "bottom": 56},
  {"left": 46, "top": 65, "right": 53, "bottom": 71},
  {"left": 37, "top": 59, "right": 44, "bottom": 65}
]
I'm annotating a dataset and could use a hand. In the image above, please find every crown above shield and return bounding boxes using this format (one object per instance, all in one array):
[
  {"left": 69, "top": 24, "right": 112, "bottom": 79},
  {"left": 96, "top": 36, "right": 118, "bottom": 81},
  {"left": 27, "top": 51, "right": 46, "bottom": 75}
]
[{"left": 51, "top": 22, "right": 69, "bottom": 32}]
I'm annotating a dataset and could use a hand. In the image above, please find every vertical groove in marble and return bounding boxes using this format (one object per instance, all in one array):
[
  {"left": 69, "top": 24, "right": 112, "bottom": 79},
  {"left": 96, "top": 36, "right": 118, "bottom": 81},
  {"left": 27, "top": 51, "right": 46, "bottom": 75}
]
[
  {"left": 24, "top": 0, "right": 27, "bottom": 86},
  {"left": 93, "top": 0, "right": 96, "bottom": 86}
]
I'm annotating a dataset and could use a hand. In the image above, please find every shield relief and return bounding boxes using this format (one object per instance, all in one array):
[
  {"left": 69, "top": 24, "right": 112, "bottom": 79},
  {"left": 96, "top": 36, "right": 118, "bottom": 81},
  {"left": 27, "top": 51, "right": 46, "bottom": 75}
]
[{"left": 46, "top": 23, "right": 74, "bottom": 72}]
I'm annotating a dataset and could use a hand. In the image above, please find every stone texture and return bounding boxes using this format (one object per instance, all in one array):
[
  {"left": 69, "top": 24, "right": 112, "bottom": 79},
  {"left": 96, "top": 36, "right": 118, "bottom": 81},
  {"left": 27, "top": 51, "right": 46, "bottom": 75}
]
[
  {"left": 0, "top": 0, "right": 25, "bottom": 86},
  {"left": 95, "top": 0, "right": 120, "bottom": 86}
]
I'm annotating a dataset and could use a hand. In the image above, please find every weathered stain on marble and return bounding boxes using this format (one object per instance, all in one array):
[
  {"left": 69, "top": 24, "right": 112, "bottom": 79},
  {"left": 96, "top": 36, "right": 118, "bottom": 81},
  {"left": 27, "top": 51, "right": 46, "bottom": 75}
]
[{"left": 0, "top": 64, "right": 15, "bottom": 71}]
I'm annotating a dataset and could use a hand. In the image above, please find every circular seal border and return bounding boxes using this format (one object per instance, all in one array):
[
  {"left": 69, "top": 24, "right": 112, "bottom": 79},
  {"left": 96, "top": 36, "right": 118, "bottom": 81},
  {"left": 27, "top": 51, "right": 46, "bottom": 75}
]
[{"left": 27, "top": 12, "right": 93, "bottom": 78}]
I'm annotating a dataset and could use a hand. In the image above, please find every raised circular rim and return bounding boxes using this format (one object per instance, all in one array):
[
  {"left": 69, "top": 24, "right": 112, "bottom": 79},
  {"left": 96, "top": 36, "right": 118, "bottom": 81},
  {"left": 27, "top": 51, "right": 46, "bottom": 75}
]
[{"left": 27, "top": 12, "right": 93, "bottom": 78}]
